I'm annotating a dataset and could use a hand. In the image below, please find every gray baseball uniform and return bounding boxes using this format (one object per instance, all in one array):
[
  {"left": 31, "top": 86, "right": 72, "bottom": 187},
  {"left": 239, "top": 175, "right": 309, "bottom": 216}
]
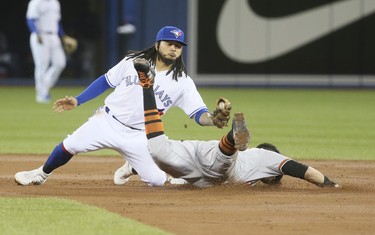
[{"left": 148, "top": 135, "right": 288, "bottom": 188}]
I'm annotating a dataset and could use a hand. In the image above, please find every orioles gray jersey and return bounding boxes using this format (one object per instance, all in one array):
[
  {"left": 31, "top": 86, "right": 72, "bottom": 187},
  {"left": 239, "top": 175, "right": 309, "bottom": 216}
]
[{"left": 147, "top": 135, "right": 289, "bottom": 188}]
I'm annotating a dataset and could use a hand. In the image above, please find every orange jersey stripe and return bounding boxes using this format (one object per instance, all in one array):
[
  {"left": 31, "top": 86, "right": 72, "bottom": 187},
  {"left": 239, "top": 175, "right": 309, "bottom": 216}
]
[{"left": 278, "top": 159, "right": 290, "bottom": 172}]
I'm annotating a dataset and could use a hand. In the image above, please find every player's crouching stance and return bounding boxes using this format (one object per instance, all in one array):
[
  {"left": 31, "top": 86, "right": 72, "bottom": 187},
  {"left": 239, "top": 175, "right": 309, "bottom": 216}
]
[{"left": 135, "top": 58, "right": 340, "bottom": 188}]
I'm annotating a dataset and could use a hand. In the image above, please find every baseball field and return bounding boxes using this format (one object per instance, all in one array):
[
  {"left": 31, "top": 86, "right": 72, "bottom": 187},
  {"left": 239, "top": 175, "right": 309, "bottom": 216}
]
[{"left": 1, "top": 86, "right": 374, "bottom": 235}]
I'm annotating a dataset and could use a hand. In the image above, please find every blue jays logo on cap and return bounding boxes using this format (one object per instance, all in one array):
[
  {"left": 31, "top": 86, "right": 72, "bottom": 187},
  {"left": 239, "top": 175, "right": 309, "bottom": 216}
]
[
  {"left": 171, "top": 29, "right": 183, "bottom": 38},
  {"left": 155, "top": 26, "right": 187, "bottom": 46}
]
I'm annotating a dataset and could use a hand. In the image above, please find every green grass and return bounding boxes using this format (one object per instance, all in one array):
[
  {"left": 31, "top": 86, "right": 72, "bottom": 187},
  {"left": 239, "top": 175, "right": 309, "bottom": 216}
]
[
  {"left": 0, "top": 197, "right": 169, "bottom": 235},
  {"left": 0, "top": 87, "right": 116, "bottom": 156},
  {"left": 163, "top": 88, "right": 375, "bottom": 160},
  {"left": 0, "top": 86, "right": 374, "bottom": 160}
]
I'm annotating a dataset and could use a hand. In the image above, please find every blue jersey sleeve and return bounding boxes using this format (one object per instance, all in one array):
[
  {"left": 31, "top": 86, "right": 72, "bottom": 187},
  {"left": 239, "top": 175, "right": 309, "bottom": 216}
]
[
  {"left": 26, "top": 19, "right": 38, "bottom": 33},
  {"left": 76, "top": 75, "right": 111, "bottom": 106},
  {"left": 58, "top": 21, "right": 65, "bottom": 37}
]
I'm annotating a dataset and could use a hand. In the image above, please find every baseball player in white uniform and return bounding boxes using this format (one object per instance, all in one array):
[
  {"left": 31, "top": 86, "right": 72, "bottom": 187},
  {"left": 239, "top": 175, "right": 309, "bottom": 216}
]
[
  {"left": 15, "top": 26, "right": 228, "bottom": 187},
  {"left": 26, "top": 0, "right": 68, "bottom": 103},
  {"left": 131, "top": 61, "right": 340, "bottom": 188}
]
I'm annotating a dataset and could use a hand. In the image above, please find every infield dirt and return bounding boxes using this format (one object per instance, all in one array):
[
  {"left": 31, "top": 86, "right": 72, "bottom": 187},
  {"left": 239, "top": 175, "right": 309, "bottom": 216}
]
[{"left": 1, "top": 155, "right": 374, "bottom": 235}]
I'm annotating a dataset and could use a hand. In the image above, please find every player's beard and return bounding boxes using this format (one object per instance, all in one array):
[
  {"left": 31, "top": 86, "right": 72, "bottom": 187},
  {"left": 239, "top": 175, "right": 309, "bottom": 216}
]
[{"left": 157, "top": 50, "right": 176, "bottom": 66}]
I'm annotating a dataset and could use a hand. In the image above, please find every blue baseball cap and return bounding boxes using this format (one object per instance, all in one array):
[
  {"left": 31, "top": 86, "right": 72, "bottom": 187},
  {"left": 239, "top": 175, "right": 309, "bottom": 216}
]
[{"left": 155, "top": 26, "right": 187, "bottom": 46}]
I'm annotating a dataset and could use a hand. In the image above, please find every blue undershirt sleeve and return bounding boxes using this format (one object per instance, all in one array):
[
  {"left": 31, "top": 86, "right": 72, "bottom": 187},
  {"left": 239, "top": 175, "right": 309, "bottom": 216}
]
[
  {"left": 194, "top": 108, "right": 210, "bottom": 125},
  {"left": 26, "top": 19, "right": 37, "bottom": 33},
  {"left": 75, "top": 75, "right": 111, "bottom": 106}
]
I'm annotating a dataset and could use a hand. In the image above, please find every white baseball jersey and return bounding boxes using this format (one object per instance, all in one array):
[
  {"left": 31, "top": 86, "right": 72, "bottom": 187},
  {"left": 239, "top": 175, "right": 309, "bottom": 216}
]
[
  {"left": 27, "top": 0, "right": 61, "bottom": 34},
  {"left": 27, "top": 0, "right": 66, "bottom": 101},
  {"left": 63, "top": 57, "right": 208, "bottom": 186},
  {"left": 104, "top": 57, "right": 207, "bottom": 130},
  {"left": 148, "top": 136, "right": 289, "bottom": 188}
]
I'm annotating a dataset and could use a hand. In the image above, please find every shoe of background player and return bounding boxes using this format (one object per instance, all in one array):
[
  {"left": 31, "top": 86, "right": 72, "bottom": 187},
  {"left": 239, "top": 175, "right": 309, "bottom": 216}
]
[
  {"left": 114, "top": 161, "right": 134, "bottom": 186},
  {"left": 133, "top": 58, "right": 155, "bottom": 88},
  {"left": 15, "top": 166, "right": 51, "bottom": 186},
  {"left": 36, "top": 94, "right": 51, "bottom": 104},
  {"left": 232, "top": 112, "right": 251, "bottom": 151},
  {"left": 117, "top": 23, "right": 136, "bottom": 34}
]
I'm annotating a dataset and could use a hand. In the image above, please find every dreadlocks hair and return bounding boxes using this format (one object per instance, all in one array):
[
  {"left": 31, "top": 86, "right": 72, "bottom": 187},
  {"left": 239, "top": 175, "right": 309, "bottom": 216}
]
[{"left": 126, "top": 42, "right": 187, "bottom": 81}]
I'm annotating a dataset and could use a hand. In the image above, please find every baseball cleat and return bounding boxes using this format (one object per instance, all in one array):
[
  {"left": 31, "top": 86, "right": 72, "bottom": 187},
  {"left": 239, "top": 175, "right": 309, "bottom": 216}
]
[
  {"left": 14, "top": 166, "right": 51, "bottom": 186},
  {"left": 114, "top": 161, "right": 134, "bottom": 186},
  {"left": 232, "top": 112, "right": 251, "bottom": 151},
  {"left": 133, "top": 58, "right": 155, "bottom": 88}
]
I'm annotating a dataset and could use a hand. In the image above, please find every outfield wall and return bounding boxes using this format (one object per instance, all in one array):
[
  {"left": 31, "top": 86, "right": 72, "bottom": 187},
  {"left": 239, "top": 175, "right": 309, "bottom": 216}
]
[
  {"left": 188, "top": 0, "right": 375, "bottom": 87},
  {"left": 1, "top": 0, "right": 374, "bottom": 88}
]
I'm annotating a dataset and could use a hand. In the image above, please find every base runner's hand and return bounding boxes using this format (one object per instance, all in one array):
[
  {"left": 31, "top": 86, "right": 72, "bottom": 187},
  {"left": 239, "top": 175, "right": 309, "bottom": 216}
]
[{"left": 53, "top": 96, "right": 78, "bottom": 113}]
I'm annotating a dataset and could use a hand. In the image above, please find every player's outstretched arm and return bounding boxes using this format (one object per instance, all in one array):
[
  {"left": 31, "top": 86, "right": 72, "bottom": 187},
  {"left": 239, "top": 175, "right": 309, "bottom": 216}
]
[
  {"left": 281, "top": 160, "right": 339, "bottom": 188},
  {"left": 304, "top": 166, "right": 340, "bottom": 188},
  {"left": 53, "top": 96, "right": 78, "bottom": 113}
]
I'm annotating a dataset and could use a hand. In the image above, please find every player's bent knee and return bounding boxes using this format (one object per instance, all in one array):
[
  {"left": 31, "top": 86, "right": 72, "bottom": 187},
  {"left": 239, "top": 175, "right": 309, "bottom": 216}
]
[
  {"left": 51, "top": 62, "right": 66, "bottom": 73},
  {"left": 62, "top": 142, "right": 80, "bottom": 155},
  {"left": 146, "top": 173, "right": 167, "bottom": 187}
]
